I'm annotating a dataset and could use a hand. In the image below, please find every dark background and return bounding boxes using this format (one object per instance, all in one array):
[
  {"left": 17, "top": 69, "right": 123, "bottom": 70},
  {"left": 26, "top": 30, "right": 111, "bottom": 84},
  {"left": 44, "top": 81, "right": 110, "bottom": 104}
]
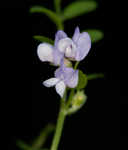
[{"left": 1, "top": 0, "right": 127, "bottom": 149}]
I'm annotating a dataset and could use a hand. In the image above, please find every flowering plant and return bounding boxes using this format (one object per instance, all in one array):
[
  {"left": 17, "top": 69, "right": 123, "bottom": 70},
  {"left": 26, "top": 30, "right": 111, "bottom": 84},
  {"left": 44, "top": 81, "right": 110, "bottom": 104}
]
[{"left": 17, "top": 0, "right": 104, "bottom": 150}]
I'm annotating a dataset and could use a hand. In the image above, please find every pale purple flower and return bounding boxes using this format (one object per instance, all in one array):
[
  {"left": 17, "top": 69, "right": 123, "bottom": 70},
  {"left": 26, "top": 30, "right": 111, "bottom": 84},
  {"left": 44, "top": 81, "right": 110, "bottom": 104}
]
[
  {"left": 43, "top": 63, "right": 78, "bottom": 98},
  {"left": 37, "top": 27, "right": 91, "bottom": 65}
]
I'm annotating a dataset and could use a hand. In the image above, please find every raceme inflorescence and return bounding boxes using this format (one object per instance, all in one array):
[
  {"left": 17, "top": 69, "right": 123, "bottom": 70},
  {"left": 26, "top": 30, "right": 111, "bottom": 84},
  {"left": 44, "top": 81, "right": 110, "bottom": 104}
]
[
  {"left": 37, "top": 27, "right": 91, "bottom": 97},
  {"left": 17, "top": 1, "right": 104, "bottom": 150}
]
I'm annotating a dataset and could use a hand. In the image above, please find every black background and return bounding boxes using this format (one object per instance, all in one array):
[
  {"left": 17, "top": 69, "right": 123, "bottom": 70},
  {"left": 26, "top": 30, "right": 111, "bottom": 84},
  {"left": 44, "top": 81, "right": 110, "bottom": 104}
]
[{"left": 1, "top": 0, "right": 127, "bottom": 149}]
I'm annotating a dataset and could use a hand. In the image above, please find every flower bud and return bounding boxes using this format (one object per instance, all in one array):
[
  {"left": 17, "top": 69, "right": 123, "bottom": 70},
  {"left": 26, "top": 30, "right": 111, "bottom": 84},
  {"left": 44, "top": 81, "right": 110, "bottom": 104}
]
[
  {"left": 67, "top": 91, "right": 87, "bottom": 115},
  {"left": 72, "top": 91, "right": 87, "bottom": 108}
]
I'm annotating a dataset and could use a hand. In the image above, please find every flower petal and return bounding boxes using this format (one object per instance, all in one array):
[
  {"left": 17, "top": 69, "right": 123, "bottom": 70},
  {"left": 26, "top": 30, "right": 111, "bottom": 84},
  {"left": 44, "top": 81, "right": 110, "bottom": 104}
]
[
  {"left": 55, "top": 62, "right": 78, "bottom": 88},
  {"left": 65, "top": 70, "right": 78, "bottom": 88},
  {"left": 65, "top": 42, "right": 76, "bottom": 58},
  {"left": 53, "top": 49, "right": 64, "bottom": 66},
  {"left": 57, "top": 38, "right": 73, "bottom": 53},
  {"left": 75, "top": 32, "right": 91, "bottom": 61},
  {"left": 43, "top": 78, "right": 59, "bottom": 87},
  {"left": 55, "top": 81, "right": 66, "bottom": 98},
  {"left": 55, "top": 30, "right": 67, "bottom": 47},
  {"left": 54, "top": 59, "right": 71, "bottom": 80},
  {"left": 72, "top": 26, "right": 80, "bottom": 43},
  {"left": 55, "top": 65, "right": 64, "bottom": 80},
  {"left": 37, "top": 43, "right": 53, "bottom": 62}
]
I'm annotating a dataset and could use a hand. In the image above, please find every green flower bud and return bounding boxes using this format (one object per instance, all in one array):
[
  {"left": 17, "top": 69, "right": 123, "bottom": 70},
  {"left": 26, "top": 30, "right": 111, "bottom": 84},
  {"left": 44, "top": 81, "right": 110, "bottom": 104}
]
[
  {"left": 72, "top": 91, "right": 87, "bottom": 108},
  {"left": 67, "top": 91, "right": 87, "bottom": 115}
]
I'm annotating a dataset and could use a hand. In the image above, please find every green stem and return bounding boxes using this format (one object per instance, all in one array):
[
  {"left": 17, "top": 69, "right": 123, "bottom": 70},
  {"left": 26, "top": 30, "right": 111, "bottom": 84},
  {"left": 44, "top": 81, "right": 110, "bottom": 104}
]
[
  {"left": 54, "top": 0, "right": 64, "bottom": 30},
  {"left": 50, "top": 100, "right": 66, "bottom": 150},
  {"left": 74, "top": 61, "right": 79, "bottom": 70},
  {"left": 54, "top": 0, "right": 61, "bottom": 14},
  {"left": 50, "top": 7, "right": 66, "bottom": 150},
  {"left": 57, "top": 20, "right": 64, "bottom": 30},
  {"left": 66, "top": 89, "right": 75, "bottom": 109}
]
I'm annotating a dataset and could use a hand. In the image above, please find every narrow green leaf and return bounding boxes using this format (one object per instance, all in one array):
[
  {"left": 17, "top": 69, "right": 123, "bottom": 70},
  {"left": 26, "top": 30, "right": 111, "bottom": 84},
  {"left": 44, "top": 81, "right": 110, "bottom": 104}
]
[
  {"left": 30, "top": 6, "right": 63, "bottom": 30},
  {"left": 33, "top": 35, "right": 54, "bottom": 44},
  {"left": 62, "top": 1, "right": 97, "bottom": 21},
  {"left": 85, "top": 29, "right": 104, "bottom": 43},
  {"left": 32, "top": 124, "right": 55, "bottom": 149},
  {"left": 17, "top": 140, "right": 47, "bottom": 150},
  {"left": 87, "top": 73, "right": 104, "bottom": 80},
  {"left": 17, "top": 140, "right": 31, "bottom": 150},
  {"left": 77, "top": 70, "right": 88, "bottom": 90}
]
